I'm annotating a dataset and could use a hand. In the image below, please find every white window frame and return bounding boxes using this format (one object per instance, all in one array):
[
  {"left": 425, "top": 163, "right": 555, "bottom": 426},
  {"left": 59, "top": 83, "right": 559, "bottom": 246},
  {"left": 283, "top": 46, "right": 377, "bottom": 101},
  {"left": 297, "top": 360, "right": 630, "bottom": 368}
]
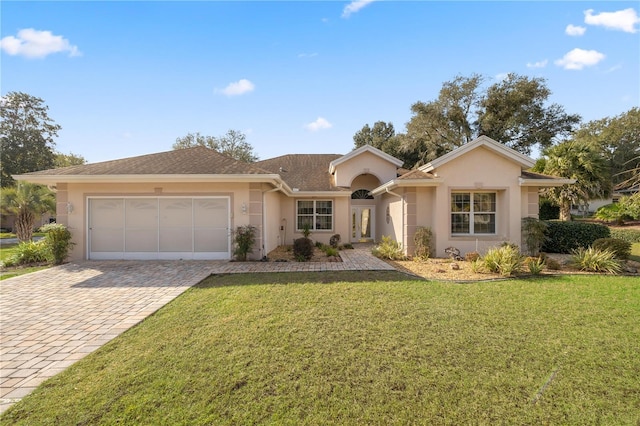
[
  {"left": 296, "top": 200, "right": 333, "bottom": 232},
  {"left": 450, "top": 191, "right": 497, "bottom": 235}
]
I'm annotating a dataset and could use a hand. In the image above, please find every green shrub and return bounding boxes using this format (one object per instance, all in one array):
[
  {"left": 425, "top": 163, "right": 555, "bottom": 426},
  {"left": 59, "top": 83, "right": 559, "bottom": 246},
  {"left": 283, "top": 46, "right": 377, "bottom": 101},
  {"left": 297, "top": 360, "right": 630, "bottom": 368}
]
[
  {"left": 592, "top": 238, "right": 631, "bottom": 260},
  {"left": 542, "top": 221, "right": 610, "bottom": 253},
  {"left": 481, "top": 245, "right": 523, "bottom": 277},
  {"left": 40, "top": 223, "right": 74, "bottom": 265},
  {"left": 315, "top": 241, "right": 324, "bottom": 249},
  {"left": 324, "top": 247, "right": 339, "bottom": 257},
  {"left": 610, "top": 228, "right": 640, "bottom": 244},
  {"left": 470, "top": 259, "right": 484, "bottom": 273},
  {"left": 293, "top": 237, "right": 314, "bottom": 262},
  {"left": 521, "top": 217, "right": 548, "bottom": 256},
  {"left": 342, "top": 243, "right": 354, "bottom": 250},
  {"left": 329, "top": 234, "right": 341, "bottom": 248},
  {"left": 233, "top": 225, "right": 257, "bottom": 261},
  {"left": 6, "top": 240, "right": 49, "bottom": 266},
  {"left": 525, "top": 257, "right": 545, "bottom": 275},
  {"left": 594, "top": 203, "right": 632, "bottom": 224},
  {"left": 301, "top": 222, "right": 312, "bottom": 239},
  {"left": 372, "top": 236, "right": 405, "bottom": 260},
  {"left": 413, "top": 227, "right": 433, "bottom": 260},
  {"left": 539, "top": 198, "right": 560, "bottom": 220},
  {"left": 571, "top": 247, "right": 622, "bottom": 274}
]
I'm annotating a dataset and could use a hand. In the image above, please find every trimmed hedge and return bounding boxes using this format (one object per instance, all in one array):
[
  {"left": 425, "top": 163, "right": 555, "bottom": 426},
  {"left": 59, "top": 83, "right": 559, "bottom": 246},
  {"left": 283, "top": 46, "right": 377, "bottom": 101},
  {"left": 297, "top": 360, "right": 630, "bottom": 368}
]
[
  {"left": 610, "top": 228, "right": 640, "bottom": 244},
  {"left": 592, "top": 238, "right": 631, "bottom": 260},
  {"left": 542, "top": 221, "right": 610, "bottom": 253},
  {"left": 539, "top": 199, "right": 560, "bottom": 220}
]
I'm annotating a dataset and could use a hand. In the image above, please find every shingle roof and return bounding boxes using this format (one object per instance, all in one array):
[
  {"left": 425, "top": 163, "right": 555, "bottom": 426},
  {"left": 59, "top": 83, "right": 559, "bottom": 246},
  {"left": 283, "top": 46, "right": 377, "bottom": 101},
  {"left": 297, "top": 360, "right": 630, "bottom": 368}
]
[
  {"left": 520, "top": 170, "right": 562, "bottom": 180},
  {"left": 397, "top": 169, "right": 436, "bottom": 180},
  {"left": 22, "top": 146, "right": 271, "bottom": 176},
  {"left": 256, "top": 154, "right": 345, "bottom": 192}
]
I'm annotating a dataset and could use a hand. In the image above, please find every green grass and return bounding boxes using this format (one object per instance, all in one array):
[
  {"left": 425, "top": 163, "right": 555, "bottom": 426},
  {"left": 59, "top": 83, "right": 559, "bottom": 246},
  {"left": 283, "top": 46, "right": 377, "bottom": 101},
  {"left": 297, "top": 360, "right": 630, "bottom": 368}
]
[
  {"left": 2, "top": 272, "right": 640, "bottom": 425},
  {"left": 0, "top": 243, "right": 49, "bottom": 280},
  {"left": 631, "top": 243, "right": 640, "bottom": 262}
]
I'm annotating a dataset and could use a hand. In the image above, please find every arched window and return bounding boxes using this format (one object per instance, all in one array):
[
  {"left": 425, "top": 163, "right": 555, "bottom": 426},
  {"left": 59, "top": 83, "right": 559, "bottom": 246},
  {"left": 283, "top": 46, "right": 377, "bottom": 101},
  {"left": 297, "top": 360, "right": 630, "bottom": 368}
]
[{"left": 351, "top": 189, "right": 374, "bottom": 200}]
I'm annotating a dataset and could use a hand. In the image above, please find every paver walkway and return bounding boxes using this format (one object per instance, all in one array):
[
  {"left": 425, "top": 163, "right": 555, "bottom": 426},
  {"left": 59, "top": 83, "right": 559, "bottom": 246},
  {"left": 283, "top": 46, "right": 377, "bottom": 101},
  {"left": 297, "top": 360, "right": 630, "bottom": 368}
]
[{"left": 0, "top": 245, "right": 394, "bottom": 413}]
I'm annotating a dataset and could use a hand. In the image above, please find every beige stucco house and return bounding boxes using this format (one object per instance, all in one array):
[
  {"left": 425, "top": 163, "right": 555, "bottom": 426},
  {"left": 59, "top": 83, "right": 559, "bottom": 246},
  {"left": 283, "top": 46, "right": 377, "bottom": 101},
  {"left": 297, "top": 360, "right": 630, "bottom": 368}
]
[{"left": 15, "top": 136, "right": 572, "bottom": 261}]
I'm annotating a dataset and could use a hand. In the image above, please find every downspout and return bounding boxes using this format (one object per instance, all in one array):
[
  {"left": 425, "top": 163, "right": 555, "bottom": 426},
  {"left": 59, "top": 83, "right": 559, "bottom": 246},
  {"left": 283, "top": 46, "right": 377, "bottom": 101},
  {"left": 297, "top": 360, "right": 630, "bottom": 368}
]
[
  {"left": 385, "top": 187, "right": 405, "bottom": 255},
  {"left": 262, "top": 184, "right": 283, "bottom": 259}
]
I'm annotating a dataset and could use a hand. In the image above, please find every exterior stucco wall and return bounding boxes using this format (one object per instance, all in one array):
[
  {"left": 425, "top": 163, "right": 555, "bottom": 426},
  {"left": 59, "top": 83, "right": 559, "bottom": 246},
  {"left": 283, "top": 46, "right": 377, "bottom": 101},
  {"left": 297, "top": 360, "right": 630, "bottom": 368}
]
[
  {"left": 62, "top": 181, "right": 255, "bottom": 261},
  {"left": 376, "top": 192, "right": 403, "bottom": 245},
  {"left": 262, "top": 189, "right": 283, "bottom": 257},
  {"left": 334, "top": 151, "right": 398, "bottom": 188},
  {"left": 430, "top": 146, "right": 526, "bottom": 256},
  {"left": 277, "top": 196, "right": 349, "bottom": 247}
]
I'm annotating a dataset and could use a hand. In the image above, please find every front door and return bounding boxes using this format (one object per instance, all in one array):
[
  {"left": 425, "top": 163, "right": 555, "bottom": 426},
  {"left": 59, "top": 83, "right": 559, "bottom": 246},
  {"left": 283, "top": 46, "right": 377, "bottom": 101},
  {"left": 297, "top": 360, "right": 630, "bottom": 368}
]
[{"left": 351, "top": 206, "right": 374, "bottom": 242}]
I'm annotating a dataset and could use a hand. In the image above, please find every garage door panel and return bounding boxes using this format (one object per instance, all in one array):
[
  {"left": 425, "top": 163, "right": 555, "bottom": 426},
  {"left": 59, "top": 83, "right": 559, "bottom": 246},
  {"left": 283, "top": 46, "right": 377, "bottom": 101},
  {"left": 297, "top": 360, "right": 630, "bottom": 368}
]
[
  {"left": 159, "top": 228, "right": 193, "bottom": 252},
  {"left": 89, "top": 197, "right": 230, "bottom": 260},
  {"left": 194, "top": 228, "right": 229, "bottom": 252},
  {"left": 125, "top": 229, "right": 158, "bottom": 252},
  {"left": 159, "top": 199, "right": 192, "bottom": 227},
  {"left": 90, "top": 229, "right": 124, "bottom": 252},
  {"left": 194, "top": 199, "right": 228, "bottom": 227}
]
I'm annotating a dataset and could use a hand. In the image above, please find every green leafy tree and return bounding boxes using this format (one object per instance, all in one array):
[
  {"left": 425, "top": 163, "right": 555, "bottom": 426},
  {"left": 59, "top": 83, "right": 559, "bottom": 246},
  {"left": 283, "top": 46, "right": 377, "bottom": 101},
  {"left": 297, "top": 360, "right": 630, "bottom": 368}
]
[
  {"left": 173, "top": 130, "right": 258, "bottom": 162},
  {"left": 478, "top": 73, "right": 580, "bottom": 155},
  {"left": 0, "top": 92, "right": 61, "bottom": 187},
  {"left": 1, "top": 182, "right": 56, "bottom": 241},
  {"left": 401, "top": 74, "right": 484, "bottom": 167},
  {"left": 54, "top": 152, "right": 86, "bottom": 168},
  {"left": 571, "top": 107, "right": 639, "bottom": 189},
  {"left": 363, "top": 73, "right": 580, "bottom": 168},
  {"left": 535, "top": 140, "right": 611, "bottom": 221}
]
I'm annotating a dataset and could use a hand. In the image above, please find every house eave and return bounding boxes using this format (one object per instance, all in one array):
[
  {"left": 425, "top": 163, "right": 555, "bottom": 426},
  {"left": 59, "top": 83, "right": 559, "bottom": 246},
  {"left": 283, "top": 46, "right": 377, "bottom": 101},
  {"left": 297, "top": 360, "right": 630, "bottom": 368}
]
[
  {"left": 370, "top": 178, "right": 443, "bottom": 196},
  {"left": 288, "top": 190, "right": 352, "bottom": 197},
  {"left": 518, "top": 178, "right": 576, "bottom": 187},
  {"left": 13, "top": 173, "right": 285, "bottom": 185}
]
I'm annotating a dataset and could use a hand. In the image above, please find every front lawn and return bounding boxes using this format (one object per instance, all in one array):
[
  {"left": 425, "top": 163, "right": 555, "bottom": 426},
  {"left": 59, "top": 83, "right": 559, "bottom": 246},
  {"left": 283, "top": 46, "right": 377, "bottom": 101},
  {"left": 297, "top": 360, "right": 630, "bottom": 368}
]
[
  {"left": 631, "top": 242, "right": 640, "bottom": 262},
  {"left": 2, "top": 272, "right": 639, "bottom": 424}
]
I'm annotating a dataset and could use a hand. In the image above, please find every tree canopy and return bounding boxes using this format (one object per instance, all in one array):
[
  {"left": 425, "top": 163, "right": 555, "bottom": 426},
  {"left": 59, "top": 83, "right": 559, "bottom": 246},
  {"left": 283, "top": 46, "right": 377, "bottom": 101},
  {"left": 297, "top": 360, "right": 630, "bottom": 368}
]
[
  {"left": 1, "top": 182, "right": 56, "bottom": 241},
  {"left": 354, "top": 73, "right": 581, "bottom": 169},
  {"left": 1, "top": 91, "right": 61, "bottom": 187},
  {"left": 571, "top": 107, "right": 639, "bottom": 190},
  {"left": 534, "top": 140, "right": 611, "bottom": 221},
  {"left": 173, "top": 130, "right": 258, "bottom": 162},
  {"left": 54, "top": 152, "right": 86, "bottom": 168}
]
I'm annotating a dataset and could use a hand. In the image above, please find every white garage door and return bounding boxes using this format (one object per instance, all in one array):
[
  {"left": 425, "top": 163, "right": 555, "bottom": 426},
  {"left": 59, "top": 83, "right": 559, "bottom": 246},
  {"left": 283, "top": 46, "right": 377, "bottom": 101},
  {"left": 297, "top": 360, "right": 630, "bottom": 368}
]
[{"left": 88, "top": 197, "right": 231, "bottom": 260}]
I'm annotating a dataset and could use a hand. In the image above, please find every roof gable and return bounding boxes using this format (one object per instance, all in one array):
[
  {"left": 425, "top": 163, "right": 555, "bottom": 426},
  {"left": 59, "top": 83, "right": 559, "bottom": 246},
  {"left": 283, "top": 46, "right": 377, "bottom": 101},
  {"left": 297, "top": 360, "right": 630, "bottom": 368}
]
[
  {"left": 329, "top": 144, "right": 403, "bottom": 174},
  {"left": 420, "top": 135, "right": 535, "bottom": 173}
]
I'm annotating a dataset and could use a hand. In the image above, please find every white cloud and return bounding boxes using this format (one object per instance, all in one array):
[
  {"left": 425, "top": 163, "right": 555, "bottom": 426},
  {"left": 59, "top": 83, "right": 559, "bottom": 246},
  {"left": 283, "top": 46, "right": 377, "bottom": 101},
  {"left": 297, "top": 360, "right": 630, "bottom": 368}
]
[
  {"left": 526, "top": 59, "right": 548, "bottom": 69},
  {"left": 494, "top": 73, "right": 509, "bottom": 82},
  {"left": 554, "top": 48, "right": 605, "bottom": 70},
  {"left": 0, "top": 28, "right": 81, "bottom": 59},
  {"left": 342, "top": 0, "right": 375, "bottom": 18},
  {"left": 217, "top": 79, "right": 255, "bottom": 96},
  {"left": 584, "top": 8, "right": 640, "bottom": 33},
  {"left": 565, "top": 24, "right": 586, "bottom": 36},
  {"left": 304, "top": 117, "right": 332, "bottom": 132}
]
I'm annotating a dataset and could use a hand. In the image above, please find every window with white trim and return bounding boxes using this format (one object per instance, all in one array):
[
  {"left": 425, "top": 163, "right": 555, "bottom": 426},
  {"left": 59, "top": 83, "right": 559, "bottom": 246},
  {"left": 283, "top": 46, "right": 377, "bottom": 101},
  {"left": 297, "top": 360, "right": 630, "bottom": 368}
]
[
  {"left": 297, "top": 200, "right": 333, "bottom": 231},
  {"left": 451, "top": 192, "right": 496, "bottom": 234}
]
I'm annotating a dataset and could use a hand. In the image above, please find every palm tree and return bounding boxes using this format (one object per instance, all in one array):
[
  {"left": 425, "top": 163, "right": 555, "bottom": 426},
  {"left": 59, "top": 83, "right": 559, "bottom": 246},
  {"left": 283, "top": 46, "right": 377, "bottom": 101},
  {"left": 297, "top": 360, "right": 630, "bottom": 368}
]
[
  {"left": 539, "top": 140, "right": 611, "bottom": 221},
  {"left": 1, "top": 182, "right": 56, "bottom": 241}
]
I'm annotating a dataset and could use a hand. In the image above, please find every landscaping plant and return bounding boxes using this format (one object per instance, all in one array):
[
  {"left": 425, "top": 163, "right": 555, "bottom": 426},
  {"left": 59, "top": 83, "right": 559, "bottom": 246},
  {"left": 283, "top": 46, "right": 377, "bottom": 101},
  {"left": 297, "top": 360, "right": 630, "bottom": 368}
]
[
  {"left": 233, "top": 225, "right": 257, "bottom": 261},
  {"left": 413, "top": 226, "right": 433, "bottom": 260},
  {"left": 371, "top": 235, "right": 405, "bottom": 260},
  {"left": 481, "top": 245, "right": 523, "bottom": 277},
  {"left": 571, "top": 247, "right": 622, "bottom": 274},
  {"left": 293, "top": 237, "right": 314, "bottom": 261},
  {"left": 592, "top": 238, "right": 631, "bottom": 260},
  {"left": 521, "top": 217, "right": 547, "bottom": 256},
  {"left": 40, "top": 223, "right": 74, "bottom": 265}
]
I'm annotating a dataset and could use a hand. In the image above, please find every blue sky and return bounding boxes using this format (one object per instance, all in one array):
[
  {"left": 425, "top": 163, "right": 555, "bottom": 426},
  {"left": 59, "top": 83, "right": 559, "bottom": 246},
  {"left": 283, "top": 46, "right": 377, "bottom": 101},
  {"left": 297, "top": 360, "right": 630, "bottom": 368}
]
[{"left": 2, "top": 1, "right": 639, "bottom": 164}]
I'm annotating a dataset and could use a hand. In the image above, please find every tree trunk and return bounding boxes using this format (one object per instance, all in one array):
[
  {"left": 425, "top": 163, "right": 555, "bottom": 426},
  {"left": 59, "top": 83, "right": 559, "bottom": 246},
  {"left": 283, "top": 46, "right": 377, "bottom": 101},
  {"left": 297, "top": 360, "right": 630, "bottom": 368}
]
[
  {"left": 15, "top": 208, "right": 35, "bottom": 242},
  {"left": 559, "top": 202, "right": 572, "bottom": 222}
]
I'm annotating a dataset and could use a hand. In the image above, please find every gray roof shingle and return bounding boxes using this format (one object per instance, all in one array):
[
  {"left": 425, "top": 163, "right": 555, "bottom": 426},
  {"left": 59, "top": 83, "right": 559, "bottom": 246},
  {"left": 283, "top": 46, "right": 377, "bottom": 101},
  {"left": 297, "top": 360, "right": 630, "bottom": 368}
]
[
  {"left": 22, "top": 146, "right": 272, "bottom": 176},
  {"left": 256, "top": 154, "right": 347, "bottom": 192}
]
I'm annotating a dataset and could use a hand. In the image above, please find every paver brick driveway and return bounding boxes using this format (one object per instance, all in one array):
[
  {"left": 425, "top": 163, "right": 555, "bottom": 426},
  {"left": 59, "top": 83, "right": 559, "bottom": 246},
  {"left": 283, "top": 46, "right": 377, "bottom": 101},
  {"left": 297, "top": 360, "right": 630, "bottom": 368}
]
[
  {"left": 0, "top": 261, "right": 212, "bottom": 413},
  {"left": 0, "top": 247, "right": 394, "bottom": 413}
]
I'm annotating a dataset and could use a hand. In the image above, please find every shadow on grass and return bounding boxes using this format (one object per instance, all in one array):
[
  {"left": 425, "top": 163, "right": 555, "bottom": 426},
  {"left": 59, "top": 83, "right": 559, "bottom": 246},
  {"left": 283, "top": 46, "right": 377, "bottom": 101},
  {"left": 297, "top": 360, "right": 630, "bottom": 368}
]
[{"left": 196, "top": 270, "right": 422, "bottom": 288}]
